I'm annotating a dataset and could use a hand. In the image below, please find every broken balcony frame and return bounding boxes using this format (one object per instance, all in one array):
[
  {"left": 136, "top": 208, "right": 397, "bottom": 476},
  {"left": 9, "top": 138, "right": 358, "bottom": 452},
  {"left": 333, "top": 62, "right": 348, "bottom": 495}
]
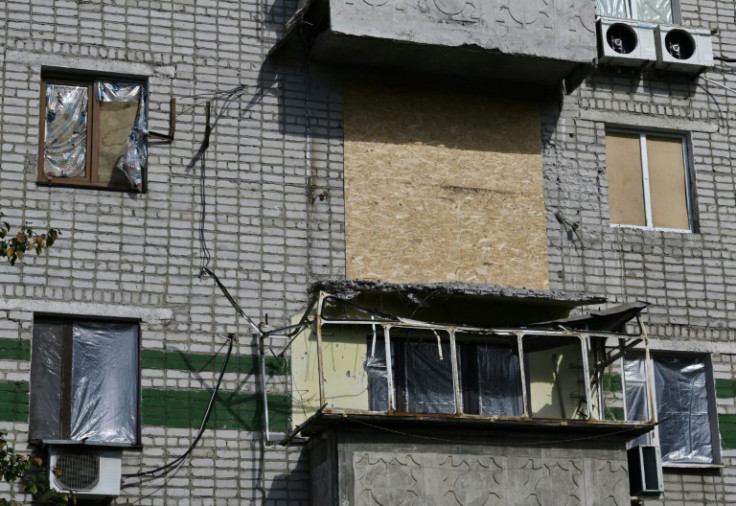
[{"left": 288, "top": 291, "right": 657, "bottom": 436}]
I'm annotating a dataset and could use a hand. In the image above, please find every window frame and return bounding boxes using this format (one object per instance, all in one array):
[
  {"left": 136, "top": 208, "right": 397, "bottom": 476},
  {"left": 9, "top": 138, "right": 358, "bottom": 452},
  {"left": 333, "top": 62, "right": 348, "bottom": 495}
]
[
  {"left": 605, "top": 128, "right": 694, "bottom": 233},
  {"left": 29, "top": 314, "right": 142, "bottom": 447},
  {"left": 366, "top": 331, "right": 582, "bottom": 420},
  {"left": 623, "top": 351, "right": 721, "bottom": 467},
  {"left": 37, "top": 71, "right": 148, "bottom": 192}
]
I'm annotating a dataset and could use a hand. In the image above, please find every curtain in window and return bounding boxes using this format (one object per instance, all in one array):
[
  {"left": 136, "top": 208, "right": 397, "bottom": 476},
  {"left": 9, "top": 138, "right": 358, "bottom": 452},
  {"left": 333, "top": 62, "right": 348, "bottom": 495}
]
[
  {"left": 70, "top": 322, "right": 139, "bottom": 444},
  {"left": 43, "top": 84, "right": 88, "bottom": 178},
  {"left": 476, "top": 345, "right": 523, "bottom": 416}
]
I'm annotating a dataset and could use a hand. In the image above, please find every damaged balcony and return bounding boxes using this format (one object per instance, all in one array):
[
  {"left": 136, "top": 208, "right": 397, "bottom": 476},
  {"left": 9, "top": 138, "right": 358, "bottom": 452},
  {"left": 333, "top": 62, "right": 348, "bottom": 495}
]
[
  {"left": 273, "top": 0, "right": 597, "bottom": 86},
  {"left": 285, "top": 282, "right": 656, "bottom": 439}
]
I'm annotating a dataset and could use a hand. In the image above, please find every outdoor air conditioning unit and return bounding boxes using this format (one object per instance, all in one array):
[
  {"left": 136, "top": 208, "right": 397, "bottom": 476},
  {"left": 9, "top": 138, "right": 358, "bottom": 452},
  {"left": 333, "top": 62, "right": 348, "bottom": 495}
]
[
  {"left": 627, "top": 445, "right": 663, "bottom": 495},
  {"left": 597, "top": 18, "right": 657, "bottom": 67},
  {"left": 655, "top": 25, "right": 714, "bottom": 73},
  {"left": 48, "top": 446, "right": 122, "bottom": 498}
]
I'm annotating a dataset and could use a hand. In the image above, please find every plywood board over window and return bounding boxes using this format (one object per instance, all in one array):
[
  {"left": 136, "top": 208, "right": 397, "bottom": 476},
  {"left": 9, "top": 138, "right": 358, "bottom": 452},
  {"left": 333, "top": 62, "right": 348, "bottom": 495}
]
[
  {"left": 605, "top": 130, "right": 691, "bottom": 232},
  {"left": 343, "top": 83, "right": 549, "bottom": 290}
]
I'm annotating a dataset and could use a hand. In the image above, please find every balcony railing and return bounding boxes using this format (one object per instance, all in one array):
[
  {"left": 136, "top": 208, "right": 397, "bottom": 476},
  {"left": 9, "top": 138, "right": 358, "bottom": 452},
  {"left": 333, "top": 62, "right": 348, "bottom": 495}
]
[{"left": 286, "top": 292, "right": 657, "bottom": 436}]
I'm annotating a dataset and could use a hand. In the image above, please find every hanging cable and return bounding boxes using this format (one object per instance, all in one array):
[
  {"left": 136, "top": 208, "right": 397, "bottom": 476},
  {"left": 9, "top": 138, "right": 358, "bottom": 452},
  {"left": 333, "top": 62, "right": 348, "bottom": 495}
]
[
  {"left": 700, "top": 76, "right": 736, "bottom": 95},
  {"left": 121, "top": 333, "right": 236, "bottom": 484},
  {"left": 202, "top": 266, "right": 262, "bottom": 336}
]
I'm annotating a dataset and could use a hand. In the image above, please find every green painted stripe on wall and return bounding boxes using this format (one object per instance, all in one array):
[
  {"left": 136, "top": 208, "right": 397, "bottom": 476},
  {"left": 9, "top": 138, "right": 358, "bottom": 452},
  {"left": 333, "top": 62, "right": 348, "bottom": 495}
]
[
  {"left": 140, "top": 349, "right": 289, "bottom": 376},
  {"left": 0, "top": 339, "right": 30, "bottom": 361},
  {"left": 0, "top": 381, "right": 289, "bottom": 432},
  {"left": 141, "top": 388, "right": 289, "bottom": 432},
  {"left": 716, "top": 379, "right": 736, "bottom": 399},
  {"left": 601, "top": 374, "right": 622, "bottom": 392},
  {"left": 718, "top": 414, "right": 736, "bottom": 449},
  {"left": 0, "top": 340, "right": 289, "bottom": 377},
  {"left": 0, "top": 381, "right": 29, "bottom": 422}
]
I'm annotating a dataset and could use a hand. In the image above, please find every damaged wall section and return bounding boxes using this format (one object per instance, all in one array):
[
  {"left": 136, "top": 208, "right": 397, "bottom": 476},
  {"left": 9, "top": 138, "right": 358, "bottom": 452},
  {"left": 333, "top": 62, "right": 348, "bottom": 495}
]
[{"left": 343, "top": 83, "right": 549, "bottom": 289}]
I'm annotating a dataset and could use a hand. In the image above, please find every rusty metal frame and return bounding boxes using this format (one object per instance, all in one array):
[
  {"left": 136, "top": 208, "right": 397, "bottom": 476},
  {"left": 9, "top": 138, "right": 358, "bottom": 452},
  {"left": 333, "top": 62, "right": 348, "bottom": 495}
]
[{"left": 306, "top": 291, "right": 655, "bottom": 427}]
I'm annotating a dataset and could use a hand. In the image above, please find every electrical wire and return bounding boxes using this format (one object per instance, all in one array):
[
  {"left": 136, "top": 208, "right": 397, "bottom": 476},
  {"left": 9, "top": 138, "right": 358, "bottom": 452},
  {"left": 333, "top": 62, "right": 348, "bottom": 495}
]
[
  {"left": 700, "top": 76, "right": 736, "bottom": 96},
  {"left": 121, "top": 334, "right": 235, "bottom": 485}
]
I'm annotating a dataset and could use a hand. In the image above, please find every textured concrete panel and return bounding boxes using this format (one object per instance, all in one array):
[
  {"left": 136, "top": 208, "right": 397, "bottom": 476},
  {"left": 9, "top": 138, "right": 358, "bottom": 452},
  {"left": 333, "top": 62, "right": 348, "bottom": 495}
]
[
  {"left": 312, "top": 428, "right": 631, "bottom": 506},
  {"left": 329, "top": 0, "right": 596, "bottom": 64}
]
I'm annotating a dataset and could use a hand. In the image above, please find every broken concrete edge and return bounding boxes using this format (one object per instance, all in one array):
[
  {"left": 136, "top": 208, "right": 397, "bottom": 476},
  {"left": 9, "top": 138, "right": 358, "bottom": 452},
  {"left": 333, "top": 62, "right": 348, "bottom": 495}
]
[{"left": 309, "top": 278, "right": 608, "bottom": 307}]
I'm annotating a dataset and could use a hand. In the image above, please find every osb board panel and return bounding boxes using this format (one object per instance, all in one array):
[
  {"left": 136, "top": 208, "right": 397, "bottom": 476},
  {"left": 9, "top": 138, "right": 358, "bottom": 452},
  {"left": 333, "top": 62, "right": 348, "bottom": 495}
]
[
  {"left": 605, "top": 132, "right": 646, "bottom": 227},
  {"left": 98, "top": 101, "right": 138, "bottom": 186},
  {"left": 343, "top": 84, "right": 548, "bottom": 289},
  {"left": 647, "top": 136, "right": 690, "bottom": 230}
]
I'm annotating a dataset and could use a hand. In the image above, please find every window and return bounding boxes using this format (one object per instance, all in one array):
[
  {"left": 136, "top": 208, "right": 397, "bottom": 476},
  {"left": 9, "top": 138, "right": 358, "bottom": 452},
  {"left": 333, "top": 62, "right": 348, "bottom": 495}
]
[
  {"left": 38, "top": 73, "right": 147, "bottom": 190},
  {"left": 368, "top": 335, "right": 524, "bottom": 415},
  {"left": 30, "top": 317, "right": 140, "bottom": 445},
  {"left": 597, "top": 0, "right": 677, "bottom": 23},
  {"left": 624, "top": 353, "right": 719, "bottom": 464},
  {"left": 605, "top": 131, "right": 692, "bottom": 231}
]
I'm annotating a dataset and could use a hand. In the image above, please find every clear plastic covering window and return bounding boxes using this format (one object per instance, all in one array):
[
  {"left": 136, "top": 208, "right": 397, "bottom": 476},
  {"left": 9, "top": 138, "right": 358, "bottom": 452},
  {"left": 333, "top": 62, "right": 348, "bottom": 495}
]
[
  {"left": 596, "top": 0, "right": 674, "bottom": 22},
  {"left": 623, "top": 354, "right": 651, "bottom": 448},
  {"left": 96, "top": 80, "right": 147, "bottom": 188},
  {"left": 597, "top": 0, "right": 630, "bottom": 18},
  {"left": 625, "top": 354, "right": 714, "bottom": 464},
  {"left": 44, "top": 84, "right": 88, "bottom": 179},
  {"left": 636, "top": 0, "right": 673, "bottom": 23},
  {"left": 654, "top": 355, "right": 713, "bottom": 463},
  {"left": 30, "top": 318, "right": 139, "bottom": 445},
  {"left": 43, "top": 78, "right": 147, "bottom": 189},
  {"left": 71, "top": 322, "right": 139, "bottom": 443}
]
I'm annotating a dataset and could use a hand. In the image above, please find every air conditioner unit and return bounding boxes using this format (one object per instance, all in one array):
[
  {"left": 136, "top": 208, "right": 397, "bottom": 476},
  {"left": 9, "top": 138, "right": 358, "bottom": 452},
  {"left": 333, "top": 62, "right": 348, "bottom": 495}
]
[
  {"left": 655, "top": 25, "right": 714, "bottom": 73},
  {"left": 597, "top": 18, "right": 657, "bottom": 67},
  {"left": 48, "top": 446, "right": 122, "bottom": 498},
  {"left": 627, "top": 445, "right": 663, "bottom": 495}
]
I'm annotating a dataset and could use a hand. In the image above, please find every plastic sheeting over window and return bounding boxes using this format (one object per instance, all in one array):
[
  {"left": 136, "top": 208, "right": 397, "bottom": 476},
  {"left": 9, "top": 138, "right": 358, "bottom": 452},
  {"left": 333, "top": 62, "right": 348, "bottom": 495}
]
[
  {"left": 597, "top": 0, "right": 629, "bottom": 18},
  {"left": 30, "top": 318, "right": 139, "bottom": 445},
  {"left": 403, "top": 341, "right": 455, "bottom": 414},
  {"left": 70, "top": 322, "right": 139, "bottom": 443},
  {"left": 96, "top": 81, "right": 147, "bottom": 188},
  {"left": 476, "top": 344, "right": 523, "bottom": 416},
  {"left": 44, "top": 85, "right": 88, "bottom": 179},
  {"left": 637, "top": 0, "right": 674, "bottom": 23},
  {"left": 625, "top": 354, "right": 715, "bottom": 464},
  {"left": 366, "top": 337, "right": 524, "bottom": 417},
  {"left": 597, "top": 0, "right": 674, "bottom": 22},
  {"left": 42, "top": 77, "right": 147, "bottom": 189}
]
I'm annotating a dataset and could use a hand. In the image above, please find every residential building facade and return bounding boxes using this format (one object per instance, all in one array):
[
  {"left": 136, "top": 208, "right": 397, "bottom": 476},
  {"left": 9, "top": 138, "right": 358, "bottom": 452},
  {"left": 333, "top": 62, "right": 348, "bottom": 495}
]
[{"left": 0, "top": 0, "right": 735, "bottom": 504}]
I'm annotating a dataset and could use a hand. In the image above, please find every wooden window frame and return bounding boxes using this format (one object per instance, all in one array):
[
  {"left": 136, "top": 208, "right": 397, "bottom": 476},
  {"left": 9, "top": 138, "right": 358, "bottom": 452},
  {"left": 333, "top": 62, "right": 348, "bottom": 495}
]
[
  {"left": 37, "top": 73, "right": 147, "bottom": 191},
  {"left": 606, "top": 129, "right": 694, "bottom": 233},
  {"left": 30, "top": 315, "right": 142, "bottom": 447}
]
